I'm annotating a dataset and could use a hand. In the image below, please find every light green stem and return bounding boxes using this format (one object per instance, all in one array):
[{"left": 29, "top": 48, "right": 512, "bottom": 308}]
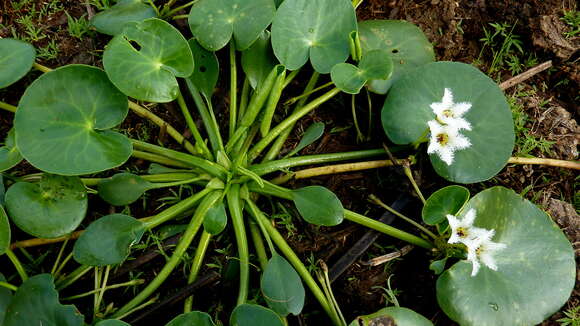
[
  {"left": 229, "top": 40, "right": 238, "bottom": 138},
  {"left": 248, "top": 221, "right": 269, "bottom": 270},
  {"left": 176, "top": 90, "right": 213, "bottom": 160},
  {"left": 184, "top": 230, "right": 212, "bottom": 312},
  {"left": 226, "top": 184, "right": 249, "bottom": 305},
  {"left": 6, "top": 249, "right": 28, "bottom": 281},
  {"left": 143, "top": 187, "right": 213, "bottom": 229},
  {"left": 185, "top": 79, "right": 225, "bottom": 153},
  {"left": 132, "top": 150, "right": 192, "bottom": 169},
  {"left": 0, "top": 101, "right": 16, "bottom": 113},
  {"left": 61, "top": 279, "right": 144, "bottom": 301},
  {"left": 56, "top": 265, "right": 93, "bottom": 290}
]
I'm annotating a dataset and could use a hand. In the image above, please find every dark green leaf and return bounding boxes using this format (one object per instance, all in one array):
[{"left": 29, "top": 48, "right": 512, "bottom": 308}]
[
  {"left": 0, "top": 273, "right": 12, "bottom": 324},
  {"left": 331, "top": 63, "right": 366, "bottom": 94},
  {"left": 230, "top": 304, "right": 284, "bottom": 326},
  {"left": 261, "top": 254, "right": 305, "bottom": 316},
  {"left": 429, "top": 257, "right": 448, "bottom": 275},
  {"left": 188, "top": 0, "right": 276, "bottom": 51},
  {"left": 5, "top": 174, "right": 87, "bottom": 238},
  {"left": 437, "top": 187, "right": 576, "bottom": 326},
  {"left": 0, "top": 206, "right": 10, "bottom": 256},
  {"left": 4, "top": 274, "right": 84, "bottom": 326},
  {"left": 157, "top": 224, "right": 187, "bottom": 240},
  {"left": 103, "top": 18, "right": 194, "bottom": 103},
  {"left": 286, "top": 122, "right": 324, "bottom": 157},
  {"left": 95, "top": 320, "right": 131, "bottom": 326},
  {"left": 15, "top": 64, "right": 131, "bottom": 175},
  {"left": 98, "top": 173, "right": 153, "bottom": 206},
  {"left": 166, "top": 311, "right": 215, "bottom": 326},
  {"left": 0, "top": 129, "right": 23, "bottom": 172},
  {"left": 0, "top": 38, "right": 35, "bottom": 89},
  {"left": 73, "top": 214, "right": 145, "bottom": 266},
  {"left": 271, "top": 0, "right": 357, "bottom": 73},
  {"left": 422, "top": 185, "right": 470, "bottom": 225},
  {"left": 348, "top": 307, "right": 433, "bottom": 326},
  {"left": 292, "top": 186, "right": 344, "bottom": 226},
  {"left": 203, "top": 202, "right": 227, "bottom": 235},
  {"left": 187, "top": 39, "right": 219, "bottom": 100},
  {"left": 91, "top": 0, "right": 157, "bottom": 36},
  {"left": 241, "top": 31, "right": 278, "bottom": 89}
]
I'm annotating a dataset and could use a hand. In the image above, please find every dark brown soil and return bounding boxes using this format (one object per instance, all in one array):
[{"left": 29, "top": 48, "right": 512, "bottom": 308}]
[{"left": 0, "top": 0, "right": 578, "bottom": 325}]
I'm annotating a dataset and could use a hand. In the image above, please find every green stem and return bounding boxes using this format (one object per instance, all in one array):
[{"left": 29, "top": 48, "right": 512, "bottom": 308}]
[
  {"left": 245, "top": 200, "right": 276, "bottom": 254},
  {"left": 351, "top": 94, "right": 365, "bottom": 142},
  {"left": 238, "top": 78, "right": 250, "bottom": 123},
  {"left": 131, "top": 139, "right": 227, "bottom": 179},
  {"left": 112, "top": 190, "right": 222, "bottom": 318},
  {"left": 132, "top": 150, "right": 192, "bottom": 169},
  {"left": 82, "top": 173, "right": 197, "bottom": 186},
  {"left": 61, "top": 279, "right": 145, "bottom": 301},
  {"left": 0, "top": 281, "right": 18, "bottom": 291},
  {"left": 53, "top": 252, "right": 74, "bottom": 279},
  {"left": 94, "top": 265, "right": 111, "bottom": 318},
  {"left": 56, "top": 265, "right": 93, "bottom": 290},
  {"left": 252, "top": 203, "right": 341, "bottom": 326},
  {"left": 51, "top": 238, "right": 70, "bottom": 275},
  {"left": 147, "top": 177, "right": 204, "bottom": 190},
  {"left": 143, "top": 187, "right": 213, "bottom": 229},
  {"left": 249, "top": 87, "right": 341, "bottom": 161},
  {"left": 250, "top": 149, "right": 386, "bottom": 176},
  {"left": 248, "top": 221, "right": 269, "bottom": 270},
  {"left": 369, "top": 195, "right": 436, "bottom": 240},
  {"left": 0, "top": 100, "right": 16, "bottom": 113},
  {"left": 185, "top": 79, "right": 225, "bottom": 153},
  {"left": 184, "top": 230, "right": 211, "bottom": 312},
  {"left": 226, "top": 184, "right": 249, "bottom": 305},
  {"left": 6, "top": 249, "right": 28, "bottom": 281},
  {"left": 284, "top": 81, "right": 334, "bottom": 106},
  {"left": 165, "top": 0, "right": 199, "bottom": 17},
  {"left": 229, "top": 40, "right": 238, "bottom": 138},
  {"left": 177, "top": 90, "right": 213, "bottom": 160},
  {"left": 261, "top": 72, "right": 320, "bottom": 162},
  {"left": 282, "top": 69, "right": 300, "bottom": 89}
]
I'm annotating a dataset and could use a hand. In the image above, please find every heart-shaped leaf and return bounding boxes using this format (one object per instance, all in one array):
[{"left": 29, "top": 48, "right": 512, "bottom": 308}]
[
  {"left": 0, "top": 129, "right": 23, "bottom": 172},
  {"left": 292, "top": 186, "right": 344, "bottom": 226},
  {"left": 0, "top": 38, "right": 35, "bottom": 89},
  {"left": 0, "top": 273, "right": 11, "bottom": 324},
  {"left": 187, "top": 39, "right": 219, "bottom": 100},
  {"left": 15, "top": 64, "right": 131, "bottom": 175},
  {"left": 348, "top": 307, "right": 433, "bottom": 326},
  {"left": 286, "top": 122, "right": 325, "bottom": 157},
  {"left": 3, "top": 274, "right": 84, "bottom": 326},
  {"left": 103, "top": 18, "right": 194, "bottom": 103},
  {"left": 5, "top": 174, "right": 87, "bottom": 238},
  {"left": 331, "top": 49, "right": 393, "bottom": 94},
  {"left": 203, "top": 202, "right": 227, "bottom": 235},
  {"left": 166, "top": 311, "right": 215, "bottom": 326},
  {"left": 382, "top": 62, "right": 514, "bottom": 183},
  {"left": 422, "top": 185, "right": 469, "bottom": 225},
  {"left": 261, "top": 254, "right": 305, "bottom": 316},
  {"left": 188, "top": 0, "right": 276, "bottom": 51},
  {"left": 271, "top": 0, "right": 357, "bottom": 73},
  {"left": 437, "top": 187, "right": 575, "bottom": 326},
  {"left": 90, "top": 0, "right": 157, "bottom": 36},
  {"left": 230, "top": 304, "right": 284, "bottom": 326},
  {"left": 95, "top": 320, "right": 131, "bottom": 326},
  {"left": 358, "top": 20, "right": 435, "bottom": 94},
  {"left": 73, "top": 214, "right": 145, "bottom": 266},
  {"left": 241, "top": 31, "right": 278, "bottom": 89},
  {"left": 98, "top": 173, "right": 153, "bottom": 206}
]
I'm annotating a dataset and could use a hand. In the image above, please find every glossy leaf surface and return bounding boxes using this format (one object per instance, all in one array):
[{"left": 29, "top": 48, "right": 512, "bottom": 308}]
[
  {"left": 91, "top": 0, "right": 157, "bottom": 36},
  {"left": 422, "top": 185, "right": 469, "bottom": 225},
  {"left": 0, "top": 129, "right": 23, "bottom": 172},
  {"left": 187, "top": 39, "right": 219, "bottom": 100},
  {"left": 230, "top": 304, "right": 284, "bottom": 326},
  {"left": 95, "top": 321, "right": 131, "bottom": 326},
  {"left": 5, "top": 175, "right": 87, "bottom": 238},
  {"left": 286, "top": 122, "right": 324, "bottom": 157},
  {"left": 292, "top": 186, "right": 344, "bottom": 226},
  {"left": 203, "top": 202, "right": 228, "bottom": 235},
  {"left": 73, "top": 214, "right": 145, "bottom": 266},
  {"left": 0, "top": 38, "right": 35, "bottom": 89},
  {"left": 437, "top": 187, "right": 575, "bottom": 326},
  {"left": 241, "top": 31, "right": 278, "bottom": 89},
  {"left": 331, "top": 49, "right": 393, "bottom": 94},
  {"left": 166, "top": 311, "right": 215, "bottom": 326},
  {"left": 98, "top": 173, "right": 153, "bottom": 206},
  {"left": 349, "top": 307, "right": 433, "bottom": 326},
  {"left": 261, "top": 254, "right": 305, "bottom": 316},
  {"left": 15, "top": 65, "right": 131, "bottom": 175}
]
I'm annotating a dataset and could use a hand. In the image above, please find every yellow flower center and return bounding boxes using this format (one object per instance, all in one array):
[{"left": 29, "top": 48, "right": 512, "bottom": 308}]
[{"left": 436, "top": 133, "right": 449, "bottom": 145}]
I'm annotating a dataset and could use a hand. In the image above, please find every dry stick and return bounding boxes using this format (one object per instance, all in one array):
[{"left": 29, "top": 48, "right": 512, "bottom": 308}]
[
  {"left": 499, "top": 60, "right": 552, "bottom": 90},
  {"left": 127, "top": 271, "right": 220, "bottom": 324},
  {"left": 508, "top": 157, "right": 580, "bottom": 170},
  {"left": 362, "top": 245, "right": 414, "bottom": 267}
]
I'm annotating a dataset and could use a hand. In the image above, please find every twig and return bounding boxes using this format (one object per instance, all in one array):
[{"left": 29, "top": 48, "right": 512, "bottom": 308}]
[
  {"left": 508, "top": 157, "right": 580, "bottom": 170},
  {"left": 499, "top": 61, "right": 552, "bottom": 90},
  {"left": 362, "top": 245, "right": 414, "bottom": 266}
]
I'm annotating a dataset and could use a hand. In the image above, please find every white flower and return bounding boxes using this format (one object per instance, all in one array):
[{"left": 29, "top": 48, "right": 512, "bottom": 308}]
[
  {"left": 430, "top": 88, "right": 472, "bottom": 131},
  {"left": 446, "top": 209, "right": 488, "bottom": 244},
  {"left": 427, "top": 120, "right": 471, "bottom": 165},
  {"left": 466, "top": 231, "right": 507, "bottom": 276}
]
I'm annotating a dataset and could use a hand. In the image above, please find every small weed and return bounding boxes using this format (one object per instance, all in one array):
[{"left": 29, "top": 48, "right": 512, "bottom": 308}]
[
  {"left": 271, "top": 203, "right": 298, "bottom": 238},
  {"left": 560, "top": 10, "right": 580, "bottom": 38},
  {"left": 478, "top": 22, "right": 524, "bottom": 76},
  {"left": 36, "top": 39, "right": 60, "bottom": 60},
  {"left": 88, "top": 0, "right": 115, "bottom": 10},
  {"left": 66, "top": 12, "right": 93, "bottom": 40},
  {"left": 558, "top": 305, "right": 580, "bottom": 326}
]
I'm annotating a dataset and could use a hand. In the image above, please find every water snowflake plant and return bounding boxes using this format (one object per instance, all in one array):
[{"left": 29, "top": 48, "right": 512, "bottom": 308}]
[{"left": 0, "top": 0, "right": 575, "bottom": 325}]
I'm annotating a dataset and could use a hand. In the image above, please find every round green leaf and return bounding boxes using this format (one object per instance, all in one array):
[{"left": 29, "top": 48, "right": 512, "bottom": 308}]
[
  {"left": 203, "top": 202, "right": 227, "bottom": 235},
  {"left": 286, "top": 121, "right": 324, "bottom": 157},
  {"left": 188, "top": 0, "right": 275, "bottom": 51},
  {"left": 349, "top": 307, "right": 433, "bottom": 326},
  {"left": 359, "top": 20, "right": 435, "bottom": 94},
  {"left": 0, "top": 129, "right": 23, "bottom": 172},
  {"left": 103, "top": 18, "right": 194, "bottom": 103},
  {"left": 5, "top": 175, "right": 88, "bottom": 238},
  {"left": 437, "top": 187, "right": 575, "bottom": 326},
  {"left": 95, "top": 320, "right": 131, "bottom": 326},
  {"left": 292, "top": 186, "right": 344, "bottom": 226},
  {"left": 241, "top": 31, "right": 278, "bottom": 89},
  {"left": 15, "top": 64, "right": 131, "bottom": 175},
  {"left": 331, "top": 63, "right": 366, "bottom": 94},
  {"left": 98, "top": 173, "right": 153, "bottom": 206},
  {"left": 422, "top": 185, "right": 470, "bottom": 225},
  {"left": 0, "top": 206, "right": 10, "bottom": 256},
  {"left": 4, "top": 274, "right": 84, "bottom": 326},
  {"left": 271, "top": 0, "right": 357, "bottom": 73},
  {"left": 0, "top": 38, "right": 35, "bottom": 89},
  {"left": 261, "top": 254, "right": 305, "bottom": 316},
  {"left": 91, "top": 0, "right": 157, "bottom": 36},
  {"left": 73, "top": 214, "right": 145, "bottom": 266},
  {"left": 187, "top": 39, "right": 219, "bottom": 100},
  {"left": 166, "top": 311, "right": 215, "bottom": 326},
  {"left": 382, "top": 62, "right": 515, "bottom": 183},
  {"left": 230, "top": 304, "right": 284, "bottom": 326},
  {"left": 0, "top": 273, "right": 11, "bottom": 324}
]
